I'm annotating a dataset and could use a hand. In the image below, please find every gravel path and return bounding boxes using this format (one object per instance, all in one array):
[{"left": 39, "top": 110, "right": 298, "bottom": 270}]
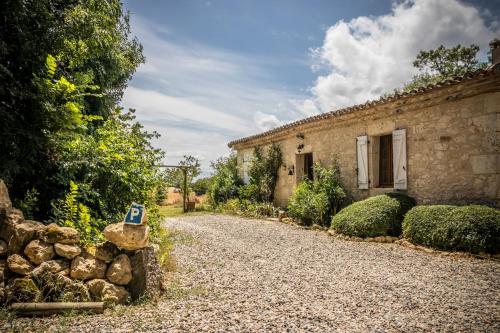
[{"left": 6, "top": 214, "right": 500, "bottom": 332}]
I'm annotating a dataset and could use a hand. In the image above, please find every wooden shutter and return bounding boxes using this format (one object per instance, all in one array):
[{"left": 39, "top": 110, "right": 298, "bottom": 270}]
[
  {"left": 356, "top": 135, "right": 369, "bottom": 189},
  {"left": 392, "top": 129, "right": 407, "bottom": 190}
]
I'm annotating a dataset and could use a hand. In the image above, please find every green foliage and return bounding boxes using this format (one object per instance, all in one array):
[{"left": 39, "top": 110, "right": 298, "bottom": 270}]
[
  {"left": 237, "top": 183, "right": 260, "bottom": 202},
  {"left": 287, "top": 180, "right": 328, "bottom": 226},
  {"left": 386, "top": 192, "right": 417, "bottom": 235},
  {"left": 54, "top": 108, "right": 165, "bottom": 240},
  {"left": 218, "top": 199, "right": 242, "bottom": 215},
  {"left": 0, "top": 0, "right": 145, "bottom": 223},
  {"left": 51, "top": 181, "right": 105, "bottom": 245},
  {"left": 247, "top": 144, "right": 283, "bottom": 203},
  {"left": 312, "top": 160, "right": 347, "bottom": 217},
  {"left": 218, "top": 199, "right": 277, "bottom": 219},
  {"left": 403, "top": 205, "right": 500, "bottom": 253},
  {"left": 15, "top": 188, "right": 40, "bottom": 220},
  {"left": 164, "top": 155, "right": 201, "bottom": 195},
  {"left": 192, "top": 177, "right": 210, "bottom": 196},
  {"left": 401, "top": 44, "right": 487, "bottom": 92},
  {"left": 208, "top": 154, "right": 243, "bottom": 206},
  {"left": 287, "top": 160, "right": 347, "bottom": 226},
  {"left": 331, "top": 195, "right": 401, "bottom": 238}
]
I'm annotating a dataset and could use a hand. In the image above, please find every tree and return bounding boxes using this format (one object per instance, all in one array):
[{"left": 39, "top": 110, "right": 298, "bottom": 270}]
[
  {"left": 208, "top": 154, "right": 242, "bottom": 206},
  {"left": 241, "top": 144, "right": 283, "bottom": 203},
  {"left": 0, "top": 1, "right": 166, "bottom": 240},
  {"left": 164, "top": 155, "right": 201, "bottom": 196},
  {"left": 401, "top": 44, "right": 487, "bottom": 92},
  {"left": 192, "top": 178, "right": 211, "bottom": 196},
  {"left": 0, "top": 0, "right": 144, "bottom": 219}
]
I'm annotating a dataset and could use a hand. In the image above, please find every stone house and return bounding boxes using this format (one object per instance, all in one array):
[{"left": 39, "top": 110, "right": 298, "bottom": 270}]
[{"left": 229, "top": 42, "right": 500, "bottom": 208}]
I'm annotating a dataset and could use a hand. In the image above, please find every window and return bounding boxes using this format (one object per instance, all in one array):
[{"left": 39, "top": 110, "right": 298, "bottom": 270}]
[
  {"left": 379, "top": 134, "right": 393, "bottom": 187},
  {"left": 357, "top": 129, "right": 407, "bottom": 190}
]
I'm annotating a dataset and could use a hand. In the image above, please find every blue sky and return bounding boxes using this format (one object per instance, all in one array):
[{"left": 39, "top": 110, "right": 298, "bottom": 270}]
[{"left": 121, "top": 0, "right": 499, "bottom": 175}]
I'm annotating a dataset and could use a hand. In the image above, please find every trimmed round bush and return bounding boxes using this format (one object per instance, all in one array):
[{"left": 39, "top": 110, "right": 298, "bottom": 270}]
[
  {"left": 402, "top": 205, "right": 455, "bottom": 248},
  {"left": 331, "top": 195, "right": 401, "bottom": 238},
  {"left": 386, "top": 192, "right": 417, "bottom": 235},
  {"left": 403, "top": 205, "right": 500, "bottom": 254}
]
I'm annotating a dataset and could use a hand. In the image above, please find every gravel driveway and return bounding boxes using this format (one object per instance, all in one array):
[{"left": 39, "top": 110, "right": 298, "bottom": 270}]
[{"left": 6, "top": 214, "right": 500, "bottom": 332}]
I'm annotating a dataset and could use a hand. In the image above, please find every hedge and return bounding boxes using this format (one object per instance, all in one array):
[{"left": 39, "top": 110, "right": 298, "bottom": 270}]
[
  {"left": 330, "top": 194, "right": 415, "bottom": 238},
  {"left": 403, "top": 205, "right": 500, "bottom": 254}
]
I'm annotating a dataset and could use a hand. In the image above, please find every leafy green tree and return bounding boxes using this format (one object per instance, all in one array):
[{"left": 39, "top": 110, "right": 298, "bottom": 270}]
[
  {"left": 164, "top": 155, "right": 201, "bottom": 196},
  {"left": 244, "top": 144, "right": 283, "bottom": 203},
  {"left": 402, "top": 44, "right": 487, "bottom": 92},
  {"left": 208, "top": 154, "right": 242, "bottom": 206},
  {"left": 192, "top": 177, "right": 211, "bottom": 196},
  {"left": 0, "top": 0, "right": 144, "bottom": 219}
]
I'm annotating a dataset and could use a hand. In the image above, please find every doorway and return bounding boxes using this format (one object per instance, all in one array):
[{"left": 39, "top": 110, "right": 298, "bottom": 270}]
[{"left": 296, "top": 152, "right": 314, "bottom": 182}]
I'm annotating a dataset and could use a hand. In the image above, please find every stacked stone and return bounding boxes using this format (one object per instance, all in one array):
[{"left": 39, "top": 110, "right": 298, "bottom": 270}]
[{"left": 0, "top": 180, "right": 163, "bottom": 307}]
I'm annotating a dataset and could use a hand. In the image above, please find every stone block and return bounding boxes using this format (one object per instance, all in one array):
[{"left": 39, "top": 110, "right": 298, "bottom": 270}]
[
  {"left": 129, "top": 246, "right": 163, "bottom": 301},
  {"left": 470, "top": 155, "right": 498, "bottom": 174}
]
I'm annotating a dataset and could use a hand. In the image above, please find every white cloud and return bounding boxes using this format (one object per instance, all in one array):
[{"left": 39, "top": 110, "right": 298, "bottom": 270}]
[
  {"left": 123, "top": 87, "right": 251, "bottom": 134},
  {"left": 254, "top": 111, "right": 282, "bottom": 131},
  {"left": 122, "top": 16, "right": 308, "bottom": 174},
  {"left": 307, "top": 0, "right": 499, "bottom": 112},
  {"left": 122, "top": 1, "right": 499, "bottom": 175}
]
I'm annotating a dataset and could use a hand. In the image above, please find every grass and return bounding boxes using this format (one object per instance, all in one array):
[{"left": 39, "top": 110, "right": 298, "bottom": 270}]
[{"left": 158, "top": 204, "right": 212, "bottom": 218}]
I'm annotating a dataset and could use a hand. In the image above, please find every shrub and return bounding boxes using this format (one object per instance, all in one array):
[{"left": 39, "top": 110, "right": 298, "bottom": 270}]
[
  {"left": 219, "top": 199, "right": 241, "bottom": 215},
  {"left": 312, "top": 160, "right": 347, "bottom": 217},
  {"left": 208, "top": 154, "right": 242, "bottom": 206},
  {"left": 287, "top": 181, "right": 329, "bottom": 226},
  {"left": 218, "top": 199, "right": 276, "bottom": 219},
  {"left": 403, "top": 205, "right": 500, "bottom": 253},
  {"left": 287, "top": 160, "right": 348, "bottom": 227},
  {"left": 246, "top": 144, "right": 283, "bottom": 203},
  {"left": 331, "top": 195, "right": 402, "bottom": 237},
  {"left": 386, "top": 192, "right": 417, "bottom": 235},
  {"left": 237, "top": 184, "right": 260, "bottom": 202},
  {"left": 401, "top": 205, "right": 454, "bottom": 247}
]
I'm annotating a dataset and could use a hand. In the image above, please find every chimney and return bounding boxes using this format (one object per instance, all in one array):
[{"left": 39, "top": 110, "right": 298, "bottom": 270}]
[{"left": 490, "top": 39, "right": 500, "bottom": 65}]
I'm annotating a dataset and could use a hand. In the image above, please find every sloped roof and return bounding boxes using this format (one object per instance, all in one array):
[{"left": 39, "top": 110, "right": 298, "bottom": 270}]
[{"left": 228, "top": 65, "right": 498, "bottom": 148}]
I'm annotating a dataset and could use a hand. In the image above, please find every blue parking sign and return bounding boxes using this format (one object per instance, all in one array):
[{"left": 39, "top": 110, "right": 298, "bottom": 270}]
[{"left": 124, "top": 202, "right": 146, "bottom": 225}]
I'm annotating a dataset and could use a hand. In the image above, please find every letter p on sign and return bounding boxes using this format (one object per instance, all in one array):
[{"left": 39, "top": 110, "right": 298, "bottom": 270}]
[{"left": 124, "top": 202, "right": 147, "bottom": 225}]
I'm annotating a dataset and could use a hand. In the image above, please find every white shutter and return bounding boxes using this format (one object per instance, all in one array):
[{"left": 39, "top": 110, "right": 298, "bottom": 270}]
[
  {"left": 356, "top": 135, "right": 369, "bottom": 189},
  {"left": 393, "top": 129, "right": 407, "bottom": 190}
]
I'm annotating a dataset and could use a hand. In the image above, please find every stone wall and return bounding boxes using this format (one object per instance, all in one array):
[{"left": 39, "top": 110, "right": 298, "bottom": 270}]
[
  {"left": 234, "top": 75, "right": 500, "bottom": 208},
  {"left": 0, "top": 180, "right": 163, "bottom": 306}
]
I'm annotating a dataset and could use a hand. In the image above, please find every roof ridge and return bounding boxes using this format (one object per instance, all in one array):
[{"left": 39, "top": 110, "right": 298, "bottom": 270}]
[{"left": 228, "top": 65, "right": 497, "bottom": 147}]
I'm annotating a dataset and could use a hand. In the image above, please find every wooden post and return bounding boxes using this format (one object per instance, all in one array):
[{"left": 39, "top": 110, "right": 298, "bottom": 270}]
[
  {"left": 158, "top": 164, "right": 193, "bottom": 214},
  {"left": 10, "top": 302, "right": 104, "bottom": 316},
  {"left": 182, "top": 167, "right": 188, "bottom": 213}
]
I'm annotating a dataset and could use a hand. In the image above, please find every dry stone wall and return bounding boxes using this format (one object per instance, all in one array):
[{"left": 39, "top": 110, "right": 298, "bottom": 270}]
[{"left": 0, "top": 180, "right": 164, "bottom": 306}]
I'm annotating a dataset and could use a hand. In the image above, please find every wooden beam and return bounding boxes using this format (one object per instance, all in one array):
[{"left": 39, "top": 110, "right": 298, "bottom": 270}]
[{"left": 10, "top": 302, "right": 104, "bottom": 316}]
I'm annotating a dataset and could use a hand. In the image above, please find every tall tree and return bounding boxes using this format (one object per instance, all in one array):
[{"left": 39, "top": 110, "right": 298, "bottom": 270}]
[
  {"left": 0, "top": 0, "right": 145, "bottom": 218},
  {"left": 402, "top": 44, "right": 487, "bottom": 92}
]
